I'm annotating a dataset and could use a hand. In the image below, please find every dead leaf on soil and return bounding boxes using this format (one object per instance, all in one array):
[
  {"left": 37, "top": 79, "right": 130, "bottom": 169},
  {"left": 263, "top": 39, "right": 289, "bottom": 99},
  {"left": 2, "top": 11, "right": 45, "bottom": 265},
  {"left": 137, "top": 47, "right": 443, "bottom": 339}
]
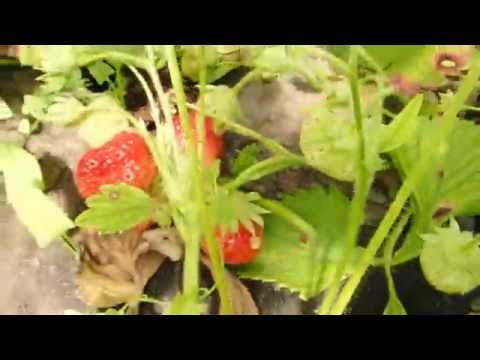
[
  {"left": 201, "top": 255, "right": 258, "bottom": 315},
  {"left": 75, "top": 229, "right": 164, "bottom": 308}
]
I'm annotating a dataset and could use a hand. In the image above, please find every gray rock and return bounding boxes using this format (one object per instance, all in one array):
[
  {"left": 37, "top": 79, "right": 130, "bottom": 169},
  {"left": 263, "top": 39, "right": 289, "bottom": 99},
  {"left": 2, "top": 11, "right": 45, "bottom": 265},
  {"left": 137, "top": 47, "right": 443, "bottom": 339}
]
[
  {"left": 26, "top": 124, "right": 90, "bottom": 172},
  {"left": 238, "top": 77, "right": 326, "bottom": 149}
]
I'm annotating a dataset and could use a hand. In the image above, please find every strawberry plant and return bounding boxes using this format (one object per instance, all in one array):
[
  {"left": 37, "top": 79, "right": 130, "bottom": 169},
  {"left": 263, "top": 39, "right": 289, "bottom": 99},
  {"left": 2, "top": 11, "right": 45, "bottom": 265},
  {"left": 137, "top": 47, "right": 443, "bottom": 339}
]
[{"left": 2, "top": 44, "right": 480, "bottom": 315}]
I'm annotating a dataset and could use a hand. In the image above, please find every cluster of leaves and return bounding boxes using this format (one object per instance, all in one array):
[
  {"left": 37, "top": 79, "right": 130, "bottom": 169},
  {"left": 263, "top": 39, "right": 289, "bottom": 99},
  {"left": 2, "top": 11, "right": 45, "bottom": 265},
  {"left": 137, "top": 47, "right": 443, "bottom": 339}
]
[{"left": 4, "top": 45, "right": 480, "bottom": 316}]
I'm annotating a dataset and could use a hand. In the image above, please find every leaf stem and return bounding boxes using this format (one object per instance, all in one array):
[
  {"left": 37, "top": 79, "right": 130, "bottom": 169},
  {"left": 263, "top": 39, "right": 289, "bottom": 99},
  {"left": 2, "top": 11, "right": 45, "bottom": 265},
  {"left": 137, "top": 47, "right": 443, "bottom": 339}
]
[
  {"left": 318, "top": 46, "right": 373, "bottom": 315},
  {"left": 222, "top": 155, "right": 306, "bottom": 192},
  {"left": 383, "top": 209, "right": 411, "bottom": 305},
  {"left": 257, "top": 198, "right": 317, "bottom": 242},
  {"left": 233, "top": 69, "right": 262, "bottom": 95},
  {"left": 165, "top": 46, "right": 234, "bottom": 314}
]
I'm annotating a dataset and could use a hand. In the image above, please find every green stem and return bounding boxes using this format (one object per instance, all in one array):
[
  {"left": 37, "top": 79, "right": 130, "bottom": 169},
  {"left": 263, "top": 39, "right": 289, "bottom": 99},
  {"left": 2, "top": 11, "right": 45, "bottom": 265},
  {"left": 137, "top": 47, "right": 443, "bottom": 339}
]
[
  {"left": 223, "top": 155, "right": 305, "bottom": 192},
  {"left": 214, "top": 116, "right": 295, "bottom": 157},
  {"left": 384, "top": 209, "right": 411, "bottom": 286},
  {"left": 78, "top": 52, "right": 147, "bottom": 69},
  {"left": 257, "top": 198, "right": 317, "bottom": 242},
  {"left": 233, "top": 69, "right": 262, "bottom": 95},
  {"left": 463, "top": 105, "right": 480, "bottom": 112},
  {"left": 329, "top": 54, "right": 480, "bottom": 315},
  {"left": 166, "top": 45, "right": 203, "bottom": 303},
  {"left": 145, "top": 46, "right": 174, "bottom": 127},
  {"left": 197, "top": 46, "right": 207, "bottom": 162},
  {"left": 197, "top": 46, "right": 234, "bottom": 315},
  {"left": 319, "top": 46, "right": 373, "bottom": 315}
]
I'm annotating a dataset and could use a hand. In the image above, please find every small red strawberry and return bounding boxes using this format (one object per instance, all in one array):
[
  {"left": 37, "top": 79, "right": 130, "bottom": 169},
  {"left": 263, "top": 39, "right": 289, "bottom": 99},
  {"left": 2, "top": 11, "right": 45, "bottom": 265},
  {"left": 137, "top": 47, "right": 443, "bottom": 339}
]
[
  {"left": 172, "top": 112, "right": 224, "bottom": 166},
  {"left": 75, "top": 131, "right": 157, "bottom": 199},
  {"left": 203, "top": 222, "right": 263, "bottom": 265}
]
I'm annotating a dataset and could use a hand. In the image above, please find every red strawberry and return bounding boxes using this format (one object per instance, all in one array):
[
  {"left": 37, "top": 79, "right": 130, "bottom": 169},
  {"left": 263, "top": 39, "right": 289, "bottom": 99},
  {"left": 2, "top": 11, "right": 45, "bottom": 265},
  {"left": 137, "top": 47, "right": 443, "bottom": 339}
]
[
  {"left": 203, "top": 222, "right": 263, "bottom": 265},
  {"left": 172, "top": 112, "right": 224, "bottom": 166},
  {"left": 75, "top": 131, "right": 157, "bottom": 199}
]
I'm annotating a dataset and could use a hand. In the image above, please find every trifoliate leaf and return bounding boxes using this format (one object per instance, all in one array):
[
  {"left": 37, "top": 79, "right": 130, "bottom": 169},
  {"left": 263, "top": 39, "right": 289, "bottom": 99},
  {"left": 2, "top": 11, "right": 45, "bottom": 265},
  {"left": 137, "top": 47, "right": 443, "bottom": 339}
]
[
  {"left": 0, "top": 97, "right": 13, "bottom": 120},
  {"left": 420, "top": 219, "right": 480, "bottom": 295},
  {"left": 75, "top": 183, "right": 155, "bottom": 233},
  {"left": 204, "top": 85, "right": 241, "bottom": 124},
  {"left": 231, "top": 143, "right": 262, "bottom": 176},
  {"left": 210, "top": 190, "right": 269, "bottom": 235},
  {"left": 0, "top": 143, "right": 74, "bottom": 247},
  {"left": 237, "top": 186, "right": 363, "bottom": 299}
]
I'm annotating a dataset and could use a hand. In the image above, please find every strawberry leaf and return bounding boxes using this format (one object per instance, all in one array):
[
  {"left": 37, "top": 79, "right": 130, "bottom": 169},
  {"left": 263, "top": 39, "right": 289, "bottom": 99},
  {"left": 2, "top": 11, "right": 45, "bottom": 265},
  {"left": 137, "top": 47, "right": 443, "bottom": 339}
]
[
  {"left": 393, "top": 119, "right": 480, "bottom": 263},
  {"left": 236, "top": 186, "right": 363, "bottom": 300},
  {"left": 210, "top": 190, "right": 269, "bottom": 235},
  {"left": 87, "top": 61, "right": 115, "bottom": 85},
  {"left": 0, "top": 143, "right": 74, "bottom": 247},
  {"left": 420, "top": 219, "right": 480, "bottom": 295},
  {"left": 300, "top": 94, "right": 423, "bottom": 182},
  {"left": 75, "top": 183, "right": 156, "bottom": 233}
]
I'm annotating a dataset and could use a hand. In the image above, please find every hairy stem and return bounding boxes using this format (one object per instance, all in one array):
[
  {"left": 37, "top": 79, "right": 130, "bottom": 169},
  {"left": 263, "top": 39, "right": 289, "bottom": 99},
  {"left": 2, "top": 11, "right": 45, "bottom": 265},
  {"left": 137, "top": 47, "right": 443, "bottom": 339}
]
[
  {"left": 318, "top": 46, "right": 373, "bottom": 315},
  {"left": 223, "top": 155, "right": 305, "bottom": 192}
]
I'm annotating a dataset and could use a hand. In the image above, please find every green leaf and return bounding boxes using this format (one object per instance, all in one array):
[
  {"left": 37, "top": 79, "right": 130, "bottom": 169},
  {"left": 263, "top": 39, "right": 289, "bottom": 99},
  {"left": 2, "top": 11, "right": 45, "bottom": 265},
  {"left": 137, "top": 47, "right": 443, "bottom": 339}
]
[
  {"left": 299, "top": 106, "right": 358, "bottom": 181},
  {"left": 0, "top": 143, "right": 74, "bottom": 247},
  {"left": 76, "top": 95, "right": 130, "bottom": 147},
  {"left": 379, "top": 94, "right": 423, "bottom": 153},
  {"left": 209, "top": 190, "right": 269, "bottom": 235},
  {"left": 75, "top": 183, "right": 155, "bottom": 233},
  {"left": 18, "top": 45, "right": 152, "bottom": 73},
  {"left": 204, "top": 85, "right": 241, "bottom": 124},
  {"left": 87, "top": 61, "right": 114, "bottom": 85},
  {"left": 44, "top": 95, "right": 87, "bottom": 125},
  {"left": 231, "top": 143, "right": 262, "bottom": 176},
  {"left": 18, "top": 45, "right": 76, "bottom": 72},
  {"left": 0, "top": 97, "right": 13, "bottom": 120},
  {"left": 420, "top": 219, "right": 480, "bottom": 295},
  {"left": 237, "top": 186, "right": 362, "bottom": 299},
  {"left": 393, "top": 118, "right": 480, "bottom": 264}
]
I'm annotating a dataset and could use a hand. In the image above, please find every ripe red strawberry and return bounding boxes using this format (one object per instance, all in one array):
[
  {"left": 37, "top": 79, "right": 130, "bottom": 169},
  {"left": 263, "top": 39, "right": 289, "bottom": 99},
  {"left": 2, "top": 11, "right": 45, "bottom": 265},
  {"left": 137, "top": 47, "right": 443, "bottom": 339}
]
[
  {"left": 172, "top": 112, "right": 224, "bottom": 166},
  {"left": 75, "top": 131, "right": 157, "bottom": 199},
  {"left": 204, "top": 222, "right": 263, "bottom": 265}
]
